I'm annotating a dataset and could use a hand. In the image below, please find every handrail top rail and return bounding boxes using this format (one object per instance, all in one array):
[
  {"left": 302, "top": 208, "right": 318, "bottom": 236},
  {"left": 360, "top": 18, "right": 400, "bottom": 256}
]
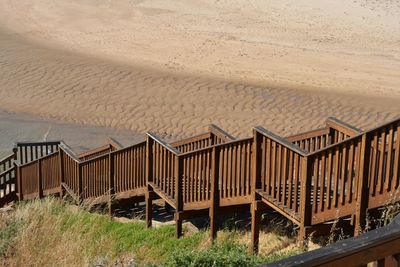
[
  {"left": 147, "top": 132, "right": 180, "bottom": 155},
  {"left": 365, "top": 116, "right": 400, "bottom": 135},
  {"left": 178, "top": 144, "right": 214, "bottom": 157},
  {"left": 209, "top": 124, "right": 235, "bottom": 141},
  {"left": 294, "top": 117, "right": 400, "bottom": 157},
  {"left": 214, "top": 136, "right": 253, "bottom": 148},
  {"left": 170, "top": 132, "right": 211, "bottom": 147},
  {"left": 78, "top": 143, "right": 112, "bottom": 159},
  {"left": 17, "top": 150, "right": 59, "bottom": 168},
  {"left": 326, "top": 117, "right": 362, "bottom": 136},
  {"left": 254, "top": 127, "right": 308, "bottom": 156},
  {"left": 178, "top": 136, "right": 252, "bottom": 157},
  {"left": 107, "top": 137, "right": 124, "bottom": 150},
  {"left": 0, "top": 153, "right": 15, "bottom": 164},
  {"left": 59, "top": 143, "right": 81, "bottom": 163},
  {"left": 307, "top": 132, "right": 364, "bottom": 157},
  {"left": 80, "top": 152, "right": 110, "bottom": 165},
  {"left": 0, "top": 167, "right": 14, "bottom": 178},
  {"left": 111, "top": 140, "right": 146, "bottom": 155},
  {"left": 286, "top": 127, "right": 329, "bottom": 142},
  {"left": 264, "top": 214, "right": 400, "bottom": 267},
  {"left": 13, "top": 140, "right": 61, "bottom": 148}
]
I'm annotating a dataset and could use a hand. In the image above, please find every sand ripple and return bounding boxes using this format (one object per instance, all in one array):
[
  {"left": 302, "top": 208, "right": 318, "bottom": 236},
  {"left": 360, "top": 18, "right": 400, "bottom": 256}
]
[{"left": 0, "top": 31, "right": 399, "bottom": 140}]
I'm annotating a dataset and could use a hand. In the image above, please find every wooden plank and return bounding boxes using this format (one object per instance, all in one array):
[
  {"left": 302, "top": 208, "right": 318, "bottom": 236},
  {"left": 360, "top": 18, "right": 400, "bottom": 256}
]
[
  {"left": 320, "top": 153, "right": 326, "bottom": 212},
  {"left": 385, "top": 126, "right": 394, "bottom": 191},
  {"left": 392, "top": 124, "right": 400, "bottom": 191},
  {"left": 347, "top": 142, "right": 355, "bottom": 204},
  {"left": 333, "top": 147, "right": 340, "bottom": 208},
  {"left": 210, "top": 146, "right": 220, "bottom": 241},
  {"left": 340, "top": 144, "right": 348, "bottom": 205},
  {"left": 264, "top": 214, "right": 400, "bottom": 267},
  {"left": 354, "top": 134, "right": 371, "bottom": 235},
  {"left": 370, "top": 132, "right": 379, "bottom": 196}
]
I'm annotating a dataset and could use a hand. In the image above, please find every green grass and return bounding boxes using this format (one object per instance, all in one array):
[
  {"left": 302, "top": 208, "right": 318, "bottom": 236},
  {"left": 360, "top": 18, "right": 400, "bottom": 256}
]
[{"left": 0, "top": 198, "right": 302, "bottom": 266}]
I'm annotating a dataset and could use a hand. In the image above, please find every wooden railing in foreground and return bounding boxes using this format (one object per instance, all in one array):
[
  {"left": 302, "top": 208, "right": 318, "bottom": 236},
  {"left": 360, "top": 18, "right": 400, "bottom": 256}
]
[
  {"left": 251, "top": 117, "right": 400, "bottom": 253},
  {"left": 264, "top": 214, "right": 400, "bottom": 267}
]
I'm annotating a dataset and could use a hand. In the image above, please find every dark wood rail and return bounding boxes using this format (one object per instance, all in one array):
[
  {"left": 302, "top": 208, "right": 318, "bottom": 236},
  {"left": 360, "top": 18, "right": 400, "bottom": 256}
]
[
  {"left": 171, "top": 125, "right": 235, "bottom": 153},
  {"left": 264, "top": 214, "right": 400, "bottom": 267}
]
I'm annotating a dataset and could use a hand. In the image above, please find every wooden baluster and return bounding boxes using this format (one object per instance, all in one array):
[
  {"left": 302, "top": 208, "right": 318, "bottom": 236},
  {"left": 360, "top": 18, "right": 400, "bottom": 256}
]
[{"left": 210, "top": 146, "right": 220, "bottom": 241}]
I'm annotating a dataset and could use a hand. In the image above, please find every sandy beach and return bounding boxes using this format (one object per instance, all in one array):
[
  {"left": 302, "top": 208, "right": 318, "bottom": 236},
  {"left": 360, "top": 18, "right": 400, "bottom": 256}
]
[{"left": 0, "top": 0, "right": 399, "bottom": 145}]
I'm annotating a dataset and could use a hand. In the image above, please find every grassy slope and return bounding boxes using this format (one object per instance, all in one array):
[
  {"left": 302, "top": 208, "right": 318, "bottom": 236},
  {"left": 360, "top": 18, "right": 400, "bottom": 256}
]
[{"left": 0, "top": 198, "right": 303, "bottom": 266}]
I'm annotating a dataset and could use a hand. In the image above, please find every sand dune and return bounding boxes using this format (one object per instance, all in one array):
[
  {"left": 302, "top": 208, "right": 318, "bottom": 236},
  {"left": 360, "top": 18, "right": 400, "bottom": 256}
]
[{"left": 0, "top": 0, "right": 399, "bottom": 140}]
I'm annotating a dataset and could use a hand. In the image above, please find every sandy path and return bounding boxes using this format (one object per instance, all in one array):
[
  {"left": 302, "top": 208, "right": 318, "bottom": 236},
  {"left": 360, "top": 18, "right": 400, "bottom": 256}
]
[{"left": 0, "top": 29, "right": 399, "bottom": 141}]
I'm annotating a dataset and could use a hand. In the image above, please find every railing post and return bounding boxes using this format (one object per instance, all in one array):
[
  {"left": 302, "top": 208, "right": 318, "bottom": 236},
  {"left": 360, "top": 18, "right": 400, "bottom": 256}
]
[
  {"left": 78, "top": 164, "right": 83, "bottom": 203},
  {"left": 251, "top": 129, "right": 262, "bottom": 253},
  {"left": 355, "top": 133, "right": 371, "bottom": 235},
  {"left": 108, "top": 152, "right": 115, "bottom": 217},
  {"left": 175, "top": 155, "right": 184, "bottom": 238},
  {"left": 12, "top": 147, "right": 18, "bottom": 200},
  {"left": 210, "top": 145, "right": 220, "bottom": 241},
  {"left": 146, "top": 135, "right": 154, "bottom": 228},
  {"left": 15, "top": 163, "right": 22, "bottom": 201},
  {"left": 37, "top": 159, "right": 43, "bottom": 199},
  {"left": 58, "top": 149, "right": 64, "bottom": 197},
  {"left": 299, "top": 155, "right": 312, "bottom": 241}
]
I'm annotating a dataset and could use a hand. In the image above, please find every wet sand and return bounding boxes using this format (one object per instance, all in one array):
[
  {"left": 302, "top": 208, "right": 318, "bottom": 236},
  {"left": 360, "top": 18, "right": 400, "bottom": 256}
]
[{"left": 0, "top": 109, "right": 143, "bottom": 158}]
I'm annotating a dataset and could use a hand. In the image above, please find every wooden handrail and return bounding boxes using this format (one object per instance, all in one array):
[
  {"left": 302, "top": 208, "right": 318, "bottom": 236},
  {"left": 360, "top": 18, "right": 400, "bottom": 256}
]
[
  {"left": 286, "top": 127, "right": 329, "bottom": 143},
  {"left": 254, "top": 126, "right": 308, "bottom": 156},
  {"left": 326, "top": 117, "right": 362, "bottom": 137},
  {"left": 107, "top": 137, "right": 123, "bottom": 149},
  {"left": 264, "top": 214, "right": 400, "bottom": 267},
  {"left": 307, "top": 131, "right": 364, "bottom": 157},
  {"left": 170, "top": 132, "right": 211, "bottom": 147},
  {"left": 13, "top": 141, "right": 61, "bottom": 148},
  {"left": 363, "top": 116, "right": 400, "bottom": 134},
  {"left": 209, "top": 124, "right": 235, "bottom": 141},
  {"left": 79, "top": 153, "right": 109, "bottom": 165},
  {"left": 110, "top": 140, "right": 146, "bottom": 154},
  {"left": 78, "top": 144, "right": 111, "bottom": 159},
  {"left": 0, "top": 153, "right": 15, "bottom": 165},
  {"left": 59, "top": 143, "right": 80, "bottom": 163},
  {"left": 178, "top": 137, "right": 252, "bottom": 157},
  {"left": 146, "top": 132, "right": 180, "bottom": 155}
]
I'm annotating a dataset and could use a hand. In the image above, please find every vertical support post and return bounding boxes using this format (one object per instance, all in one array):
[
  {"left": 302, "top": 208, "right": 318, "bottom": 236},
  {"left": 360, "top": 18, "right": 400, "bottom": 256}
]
[
  {"left": 78, "top": 164, "right": 83, "bottom": 203},
  {"left": 251, "top": 201, "right": 262, "bottom": 253},
  {"left": 175, "top": 155, "right": 183, "bottom": 238},
  {"left": 251, "top": 129, "right": 262, "bottom": 253},
  {"left": 108, "top": 152, "right": 115, "bottom": 217},
  {"left": 15, "top": 163, "right": 22, "bottom": 201},
  {"left": 37, "top": 159, "right": 43, "bottom": 198},
  {"left": 58, "top": 149, "right": 64, "bottom": 197},
  {"left": 12, "top": 147, "right": 18, "bottom": 200},
  {"left": 210, "top": 145, "right": 220, "bottom": 241},
  {"left": 328, "top": 127, "right": 335, "bottom": 145},
  {"left": 355, "top": 133, "right": 371, "bottom": 236},
  {"left": 146, "top": 135, "right": 154, "bottom": 228},
  {"left": 299, "top": 155, "right": 312, "bottom": 241}
]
